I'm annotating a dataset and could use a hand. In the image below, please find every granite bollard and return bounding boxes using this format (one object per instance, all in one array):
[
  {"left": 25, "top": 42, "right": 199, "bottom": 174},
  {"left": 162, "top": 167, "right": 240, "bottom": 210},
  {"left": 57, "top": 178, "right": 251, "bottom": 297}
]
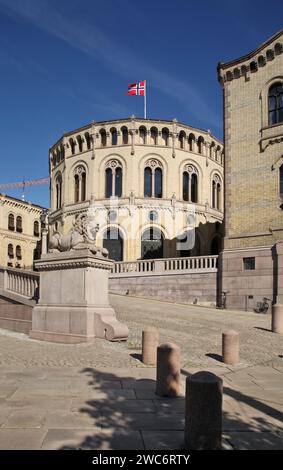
[
  {"left": 155, "top": 342, "right": 181, "bottom": 397},
  {"left": 185, "top": 371, "right": 223, "bottom": 450},
  {"left": 142, "top": 327, "right": 159, "bottom": 365},
  {"left": 222, "top": 330, "right": 239, "bottom": 365},
  {"left": 271, "top": 304, "right": 283, "bottom": 334}
]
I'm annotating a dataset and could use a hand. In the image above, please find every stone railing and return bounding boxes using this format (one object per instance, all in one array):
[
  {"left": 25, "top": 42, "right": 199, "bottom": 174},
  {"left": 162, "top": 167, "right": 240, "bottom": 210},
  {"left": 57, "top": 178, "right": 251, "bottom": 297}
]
[
  {"left": 111, "top": 255, "right": 218, "bottom": 277},
  {"left": 0, "top": 266, "right": 39, "bottom": 300}
]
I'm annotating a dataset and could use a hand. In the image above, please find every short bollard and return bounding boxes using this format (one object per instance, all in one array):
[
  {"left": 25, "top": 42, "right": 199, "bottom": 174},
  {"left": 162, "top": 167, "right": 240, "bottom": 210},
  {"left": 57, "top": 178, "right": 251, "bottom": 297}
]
[
  {"left": 156, "top": 342, "right": 181, "bottom": 397},
  {"left": 185, "top": 371, "right": 223, "bottom": 450},
  {"left": 272, "top": 304, "right": 283, "bottom": 334},
  {"left": 222, "top": 330, "right": 239, "bottom": 365},
  {"left": 142, "top": 327, "right": 159, "bottom": 365}
]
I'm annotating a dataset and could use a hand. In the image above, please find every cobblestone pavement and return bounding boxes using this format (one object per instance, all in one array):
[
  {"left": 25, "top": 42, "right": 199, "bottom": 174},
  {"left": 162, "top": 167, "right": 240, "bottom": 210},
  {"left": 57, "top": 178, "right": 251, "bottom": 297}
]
[
  {"left": 0, "top": 294, "right": 282, "bottom": 368},
  {"left": 0, "top": 294, "right": 282, "bottom": 450}
]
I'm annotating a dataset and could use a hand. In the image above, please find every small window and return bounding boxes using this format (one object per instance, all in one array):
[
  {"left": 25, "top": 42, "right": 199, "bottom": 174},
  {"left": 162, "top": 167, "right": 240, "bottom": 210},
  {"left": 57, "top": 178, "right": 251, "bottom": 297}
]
[
  {"left": 16, "top": 216, "right": 22, "bottom": 233},
  {"left": 34, "top": 221, "right": 40, "bottom": 237},
  {"left": 16, "top": 245, "right": 22, "bottom": 260},
  {"left": 268, "top": 82, "right": 283, "bottom": 126},
  {"left": 280, "top": 165, "right": 283, "bottom": 198},
  {"left": 8, "top": 214, "right": 15, "bottom": 231},
  {"left": 243, "top": 257, "right": 255, "bottom": 270},
  {"left": 8, "top": 244, "right": 14, "bottom": 258}
]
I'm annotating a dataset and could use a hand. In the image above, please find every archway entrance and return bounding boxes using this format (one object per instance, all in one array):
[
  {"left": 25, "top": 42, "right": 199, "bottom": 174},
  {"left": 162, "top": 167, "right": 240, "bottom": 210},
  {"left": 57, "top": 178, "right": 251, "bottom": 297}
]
[
  {"left": 141, "top": 227, "right": 164, "bottom": 259},
  {"left": 177, "top": 231, "right": 201, "bottom": 257},
  {"left": 211, "top": 236, "right": 221, "bottom": 255},
  {"left": 103, "top": 227, "right": 123, "bottom": 261}
]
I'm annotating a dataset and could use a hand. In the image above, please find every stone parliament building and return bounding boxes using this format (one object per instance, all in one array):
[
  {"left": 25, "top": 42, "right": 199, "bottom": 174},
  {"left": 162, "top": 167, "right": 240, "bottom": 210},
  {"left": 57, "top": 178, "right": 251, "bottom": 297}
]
[
  {"left": 218, "top": 28, "right": 283, "bottom": 310},
  {"left": 48, "top": 119, "right": 224, "bottom": 262},
  {"left": 1, "top": 28, "right": 283, "bottom": 314}
]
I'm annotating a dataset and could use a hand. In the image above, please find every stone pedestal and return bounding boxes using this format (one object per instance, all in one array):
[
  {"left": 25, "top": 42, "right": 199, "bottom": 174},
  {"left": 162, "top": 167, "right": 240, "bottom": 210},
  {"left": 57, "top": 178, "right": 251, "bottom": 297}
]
[{"left": 30, "top": 249, "right": 128, "bottom": 343}]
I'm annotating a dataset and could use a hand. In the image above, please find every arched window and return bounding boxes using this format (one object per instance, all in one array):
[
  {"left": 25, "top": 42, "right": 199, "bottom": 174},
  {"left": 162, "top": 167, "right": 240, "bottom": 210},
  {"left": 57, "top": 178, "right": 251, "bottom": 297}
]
[
  {"left": 182, "top": 165, "right": 198, "bottom": 203},
  {"left": 212, "top": 174, "right": 221, "bottom": 210},
  {"left": 144, "top": 159, "right": 163, "bottom": 198},
  {"left": 60, "top": 144, "right": 65, "bottom": 159},
  {"left": 197, "top": 136, "right": 204, "bottom": 154},
  {"left": 269, "top": 82, "right": 283, "bottom": 125},
  {"left": 34, "top": 221, "right": 40, "bottom": 237},
  {"left": 16, "top": 216, "right": 22, "bottom": 233},
  {"left": 280, "top": 165, "right": 283, "bottom": 198},
  {"left": 141, "top": 227, "right": 164, "bottom": 259},
  {"left": 77, "top": 135, "right": 83, "bottom": 152},
  {"left": 55, "top": 174, "right": 62, "bottom": 209},
  {"left": 100, "top": 129, "right": 107, "bottom": 147},
  {"left": 188, "top": 133, "right": 195, "bottom": 151},
  {"left": 150, "top": 127, "right": 158, "bottom": 145},
  {"left": 144, "top": 167, "right": 152, "bottom": 197},
  {"left": 178, "top": 131, "right": 186, "bottom": 149},
  {"left": 69, "top": 138, "right": 76, "bottom": 155},
  {"left": 85, "top": 132, "right": 92, "bottom": 150},
  {"left": 105, "top": 160, "right": 123, "bottom": 197},
  {"left": 121, "top": 127, "right": 129, "bottom": 145},
  {"left": 74, "top": 165, "right": 87, "bottom": 203},
  {"left": 110, "top": 128, "right": 118, "bottom": 145},
  {"left": 16, "top": 245, "right": 22, "bottom": 260},
  {"left": 8, "top": 213, "right": 15, "bottom": 231},
  {"left": 139, "top": 126, "right": 147, "bottom": 144},
  {"left": 210, "top": 142, "right": 215, "bottom": 159},
  {"left": 8, "top": 243, "right": 14, "bottom": 258},
  {"left": 103, "top": 227, "right": 123, "bottom": 261},
  {"left": 161, "top": 128, "right": 169, "bottom": 146}
]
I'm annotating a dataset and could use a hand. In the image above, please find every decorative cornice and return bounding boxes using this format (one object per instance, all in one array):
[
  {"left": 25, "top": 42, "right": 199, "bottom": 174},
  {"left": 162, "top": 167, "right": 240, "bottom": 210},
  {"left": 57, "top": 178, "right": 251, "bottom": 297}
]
[{"left": 218, "top": 30, "right": 283, "bottom": 85}]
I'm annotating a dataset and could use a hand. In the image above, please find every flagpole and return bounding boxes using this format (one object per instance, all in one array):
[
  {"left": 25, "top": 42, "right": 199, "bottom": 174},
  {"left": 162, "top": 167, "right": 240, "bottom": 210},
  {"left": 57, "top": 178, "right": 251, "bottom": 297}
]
[{"left": 144, "top": 80, "right": 147, "bottom": 119}]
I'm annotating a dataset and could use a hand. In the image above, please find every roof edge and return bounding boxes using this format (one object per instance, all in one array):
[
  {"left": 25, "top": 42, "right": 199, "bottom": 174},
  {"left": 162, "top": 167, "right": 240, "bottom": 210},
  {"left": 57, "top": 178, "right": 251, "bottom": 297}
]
[{"left": 218, "top": 28, "right": 283, "bottom": 71}]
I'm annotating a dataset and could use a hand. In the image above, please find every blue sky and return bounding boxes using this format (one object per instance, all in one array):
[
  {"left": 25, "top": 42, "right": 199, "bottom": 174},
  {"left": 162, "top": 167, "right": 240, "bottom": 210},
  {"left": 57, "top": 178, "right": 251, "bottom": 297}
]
[{"left": 0, "top": 0, "right": 282, "bottom": 207}]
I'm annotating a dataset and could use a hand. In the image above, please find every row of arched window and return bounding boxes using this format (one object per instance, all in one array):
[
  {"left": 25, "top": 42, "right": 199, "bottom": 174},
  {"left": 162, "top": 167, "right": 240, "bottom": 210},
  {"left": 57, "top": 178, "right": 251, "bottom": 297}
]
[
  {"left": 51, "top": 128, "right": 223, "bottom": 165},
  {"left": 55, "top": 161, "right": 222, "bottom": 210},
  {"left": 7, "top": 243, "right": 22, "bottom": 260},
  {"left": 224, "top": 42, "right": 283, "bottom": 83},
  {"left": 8, "top": 215, "right": 40, "bottom": 236}
]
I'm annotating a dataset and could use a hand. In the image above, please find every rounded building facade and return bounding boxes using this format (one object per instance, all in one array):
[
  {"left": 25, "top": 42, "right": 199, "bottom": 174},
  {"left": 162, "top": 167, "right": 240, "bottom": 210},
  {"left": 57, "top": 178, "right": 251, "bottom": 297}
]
[{"left": 49, "top": 117, "right": 224, "bottom": 261}]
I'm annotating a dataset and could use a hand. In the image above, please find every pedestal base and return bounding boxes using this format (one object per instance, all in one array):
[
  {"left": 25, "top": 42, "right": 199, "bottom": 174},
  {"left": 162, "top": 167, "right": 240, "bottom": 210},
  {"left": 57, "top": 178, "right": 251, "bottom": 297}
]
[
  {"left": 30, "top": 305, "right": 129, "bottom": 343},
  {"left": 30, "top": 249, "right": 129, "bottom": 343}
]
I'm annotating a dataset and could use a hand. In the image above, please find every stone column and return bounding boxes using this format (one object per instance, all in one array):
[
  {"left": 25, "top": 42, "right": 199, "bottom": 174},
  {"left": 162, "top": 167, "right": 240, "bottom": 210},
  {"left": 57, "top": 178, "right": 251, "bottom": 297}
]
[
  {"left": 156, "top": 343, "right": 181, "bottom": 397},
  {"left": 142, "top": 327, "right": 159, "bottom": 365},
  {"left": 272, "top": 241, "right": 283, "bottom": 334},
  {"left": 185, "top": 371, "right": 223, "bottom": 450},
  {"left": 222, "top": 330, "right": 239, "bottom": 365}
]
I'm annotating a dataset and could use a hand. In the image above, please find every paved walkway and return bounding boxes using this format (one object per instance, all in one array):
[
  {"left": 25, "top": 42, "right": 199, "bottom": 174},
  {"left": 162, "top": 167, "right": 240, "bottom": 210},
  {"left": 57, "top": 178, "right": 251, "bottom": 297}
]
[{"left": 0, "top": 294, "right": 282, "bottom": 450}]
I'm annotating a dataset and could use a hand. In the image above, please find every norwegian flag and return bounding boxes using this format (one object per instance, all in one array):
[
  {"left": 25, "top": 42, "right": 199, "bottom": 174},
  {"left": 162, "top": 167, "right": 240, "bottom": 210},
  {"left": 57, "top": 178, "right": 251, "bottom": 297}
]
[{"left": 127, "top": 81, "right": 146, "bottom": 96}]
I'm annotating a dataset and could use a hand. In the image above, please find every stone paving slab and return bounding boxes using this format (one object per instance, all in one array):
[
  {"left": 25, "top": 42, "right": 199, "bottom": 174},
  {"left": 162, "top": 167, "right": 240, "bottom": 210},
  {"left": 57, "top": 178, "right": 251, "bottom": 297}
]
[
  {"left": 41, "top": 429, "right": 144, "bottom": 450},
  {"left": 0, "top": 429, "right": 47, "bottom": 450},
  {"left": 0, "top": 294, "right": 283, "bottom": 450},
  {"left": 224, "top": 431, "right": 283, "bottom": 450},
  {"left": 141, "top": 431, "right": 184, "bottom": 450}
]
